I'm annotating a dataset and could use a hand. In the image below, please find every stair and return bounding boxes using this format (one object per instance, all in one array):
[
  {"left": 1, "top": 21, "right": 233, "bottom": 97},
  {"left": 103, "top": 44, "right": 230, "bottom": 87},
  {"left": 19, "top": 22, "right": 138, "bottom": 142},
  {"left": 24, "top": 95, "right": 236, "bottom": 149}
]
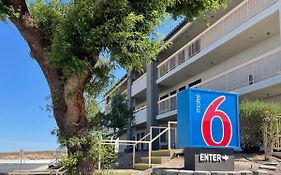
[
  {"left": 134, "top": 163, "right": 154, "bottom": 170},
  {"left": 134, "top": 149, "right": 183, "bottom": 170},
  {"left": 141, "top": 156, "right": 170, "bottom": 164}
]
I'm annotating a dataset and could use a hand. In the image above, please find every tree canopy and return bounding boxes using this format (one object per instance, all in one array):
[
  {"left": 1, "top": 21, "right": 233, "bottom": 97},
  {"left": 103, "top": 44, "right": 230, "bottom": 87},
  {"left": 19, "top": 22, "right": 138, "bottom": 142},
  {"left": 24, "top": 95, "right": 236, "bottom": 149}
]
[
  {"left": 0, "top": 0, "right": 226, "bottom": 96},
  {"left": 102, "top": 94, "right": 133, "bottom": 137},
  {"left": 0, "top": 0, "right": 227, "bottom": 174}
]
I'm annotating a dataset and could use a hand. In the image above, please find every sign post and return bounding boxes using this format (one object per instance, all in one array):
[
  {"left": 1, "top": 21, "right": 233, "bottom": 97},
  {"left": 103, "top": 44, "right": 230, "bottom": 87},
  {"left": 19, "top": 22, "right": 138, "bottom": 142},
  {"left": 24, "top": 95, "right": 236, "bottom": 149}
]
[{"left": 177, "top": 88, "right": 240, "bottom": 171}]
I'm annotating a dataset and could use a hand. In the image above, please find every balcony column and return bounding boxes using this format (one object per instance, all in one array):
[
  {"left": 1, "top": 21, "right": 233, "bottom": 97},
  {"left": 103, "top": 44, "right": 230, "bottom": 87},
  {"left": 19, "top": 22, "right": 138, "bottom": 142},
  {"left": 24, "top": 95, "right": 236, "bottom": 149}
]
[
  {"left": 126, "top": 70, "right": 133, "bottom": 142},
  {"left": 146, "top": 62, "right": 159, "bottom": 150}
]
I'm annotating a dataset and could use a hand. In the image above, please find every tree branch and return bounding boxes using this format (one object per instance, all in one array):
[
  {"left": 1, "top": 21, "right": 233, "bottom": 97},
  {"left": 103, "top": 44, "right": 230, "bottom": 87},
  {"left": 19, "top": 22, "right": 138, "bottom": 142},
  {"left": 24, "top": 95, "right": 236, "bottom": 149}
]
[{"left": 4, "top": 0, "right": 68, "bottom": 130}]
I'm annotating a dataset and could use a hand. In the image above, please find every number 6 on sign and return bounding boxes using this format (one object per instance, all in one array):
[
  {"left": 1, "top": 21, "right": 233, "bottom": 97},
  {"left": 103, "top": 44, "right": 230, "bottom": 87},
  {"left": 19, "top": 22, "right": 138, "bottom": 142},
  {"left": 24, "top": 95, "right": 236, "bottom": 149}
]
[
  {"left": 201, "top": 96, "right": 232, "bottom": 147},
  {"left": 177, "top": 88, "right": 240, "bottom": 150}
]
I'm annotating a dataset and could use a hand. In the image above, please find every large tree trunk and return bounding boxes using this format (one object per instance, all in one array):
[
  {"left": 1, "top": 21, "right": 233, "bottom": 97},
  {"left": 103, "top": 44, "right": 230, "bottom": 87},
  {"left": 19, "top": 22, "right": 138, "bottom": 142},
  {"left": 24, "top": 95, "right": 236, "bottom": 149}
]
[
  {"left": 76, "top": 156, "right": 95, "bottom": 175},
  {"left": 53, "top": 75, "right": 96, "bottom": 175},
  {"left": 5, "top": 1, "right": 96, "bottom": 174}
]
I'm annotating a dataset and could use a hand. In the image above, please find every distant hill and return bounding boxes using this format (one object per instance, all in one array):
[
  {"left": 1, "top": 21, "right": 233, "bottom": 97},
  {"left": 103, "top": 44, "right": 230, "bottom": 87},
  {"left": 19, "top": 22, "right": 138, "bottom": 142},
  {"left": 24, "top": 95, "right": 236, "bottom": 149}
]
[{"left": 0, "top": 151, "right": 66, "bottom": 160}]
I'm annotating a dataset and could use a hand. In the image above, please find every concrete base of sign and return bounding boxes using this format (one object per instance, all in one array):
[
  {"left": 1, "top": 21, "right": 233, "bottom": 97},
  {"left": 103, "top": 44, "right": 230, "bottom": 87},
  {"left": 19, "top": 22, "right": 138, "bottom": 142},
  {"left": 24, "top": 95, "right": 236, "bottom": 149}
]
[{"left": 184, "top": 148, "right": 234, "bottom": 171}]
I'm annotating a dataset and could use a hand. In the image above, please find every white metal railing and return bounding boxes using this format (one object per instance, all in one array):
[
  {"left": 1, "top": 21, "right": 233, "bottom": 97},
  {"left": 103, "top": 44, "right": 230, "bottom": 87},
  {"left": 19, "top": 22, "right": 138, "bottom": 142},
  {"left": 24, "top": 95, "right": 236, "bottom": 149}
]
[
  {"left": 158, "top": 94, "right": 177, "bottom": 114},
  {"left": 9, "top": 148, "right": 68, "bottom": 175},
  {"left": 157, "top": 0, "right": 278, "bottom": 78},
  {"left": 9, "top": 167, "right": 67, "bottom": 175},
  {"left": 195, "top": 47, "right": 281, "bottom": 91},
  {"left": 132, "top": 121, "right": 177, "bottom": 168},
  {"left": 158, "top": 47, "right": 281, "bottom": 114},
  {"left": 102, "top": 139, "right": 149, "bottom": 169},
  {"left": 122, "top": 89, "right": 128, "bottom": 95},
  {"left": 133, "top": 105, "right": 147, "bottom": 125},
  {"left": 101, "top": 121, "right": 177, "bottom": 169},
  {"left": 132, "top": 73, "right": 147, "bottom": 85},
  {"left": 132, "top": 73, "right": 147, "bottom": 96},
  {"left": 134, "top": 105, "right": 147, "bottom": 113}
]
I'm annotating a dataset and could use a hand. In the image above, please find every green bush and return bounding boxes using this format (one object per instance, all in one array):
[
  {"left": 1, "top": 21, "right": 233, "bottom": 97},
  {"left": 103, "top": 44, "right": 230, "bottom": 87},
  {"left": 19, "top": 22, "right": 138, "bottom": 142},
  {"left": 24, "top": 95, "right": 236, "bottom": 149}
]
[{"left": 240, "top": 100, "right": 281, "bottom": 157}]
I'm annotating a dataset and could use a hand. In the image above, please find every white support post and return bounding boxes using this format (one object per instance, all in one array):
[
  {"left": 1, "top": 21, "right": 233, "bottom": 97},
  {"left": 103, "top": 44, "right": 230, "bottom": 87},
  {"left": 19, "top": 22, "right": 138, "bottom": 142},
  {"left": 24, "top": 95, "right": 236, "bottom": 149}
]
[
  {"left": 133, "top": 144, "right": 136, "bottom": 168},
  {"left": 168, "top": 123, "right": 171, "bottom": 150},
  {"left": 148, "top": 142, "right": 152, "bottom": 167}
]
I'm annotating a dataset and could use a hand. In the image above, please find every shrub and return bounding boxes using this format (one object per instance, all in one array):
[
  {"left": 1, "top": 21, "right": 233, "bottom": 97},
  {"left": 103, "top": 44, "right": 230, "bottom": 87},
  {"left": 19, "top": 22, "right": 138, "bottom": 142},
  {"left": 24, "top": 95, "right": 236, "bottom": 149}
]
[{"left": 240, "top": 100, "right": 281, "bottom": 159}]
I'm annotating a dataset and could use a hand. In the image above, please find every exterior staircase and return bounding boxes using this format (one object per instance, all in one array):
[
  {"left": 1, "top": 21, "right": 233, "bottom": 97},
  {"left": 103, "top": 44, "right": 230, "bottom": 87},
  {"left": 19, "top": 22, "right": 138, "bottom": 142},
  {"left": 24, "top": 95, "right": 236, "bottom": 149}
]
[
  {"left": 134, "top": 149, "right": 183, "bottom": 170},
  {"left": 102, "top": 122, "right": 179, "bottom": 171}
]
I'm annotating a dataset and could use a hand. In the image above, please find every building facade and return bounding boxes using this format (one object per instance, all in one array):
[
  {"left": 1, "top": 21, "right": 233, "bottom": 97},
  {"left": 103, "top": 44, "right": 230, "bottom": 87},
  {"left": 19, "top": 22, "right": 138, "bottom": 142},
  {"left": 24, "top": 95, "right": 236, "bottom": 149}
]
[{"left": 104, "top": 0, "right": 281, "bottom": 151}]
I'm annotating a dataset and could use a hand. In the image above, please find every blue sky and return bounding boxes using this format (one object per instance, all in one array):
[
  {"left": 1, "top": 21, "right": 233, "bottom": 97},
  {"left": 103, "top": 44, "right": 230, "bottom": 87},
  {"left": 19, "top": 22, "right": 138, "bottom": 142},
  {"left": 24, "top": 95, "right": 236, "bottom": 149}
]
[{"left": 0, "top": 17, "right": 181, "bottom": 152}]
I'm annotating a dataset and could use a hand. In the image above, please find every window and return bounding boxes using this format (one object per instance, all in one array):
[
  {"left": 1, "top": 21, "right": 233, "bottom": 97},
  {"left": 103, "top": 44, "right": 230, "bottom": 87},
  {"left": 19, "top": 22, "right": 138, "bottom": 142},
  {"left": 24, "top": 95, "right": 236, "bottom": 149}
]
[
  {"left": 170, "top": 90, "right": 177, "bottom": 96},
  {"left": 160, "top": 94, "right": 169, "bottom": 100},
  {"left": 249, "top": 74, "right": 254, "bottom": 85},
  {"left": 188, "top": 79, "right": 202, "bottom": 87},
  {"left": 179, "top": 86, "right": 186, "bottom": 92}
]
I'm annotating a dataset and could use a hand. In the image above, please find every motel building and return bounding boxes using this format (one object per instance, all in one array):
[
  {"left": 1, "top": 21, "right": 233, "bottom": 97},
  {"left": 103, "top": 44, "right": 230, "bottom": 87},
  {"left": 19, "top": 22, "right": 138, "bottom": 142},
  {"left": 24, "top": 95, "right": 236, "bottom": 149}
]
[{"left": 104, "top": 0, "right": 281, "bottom": 153}]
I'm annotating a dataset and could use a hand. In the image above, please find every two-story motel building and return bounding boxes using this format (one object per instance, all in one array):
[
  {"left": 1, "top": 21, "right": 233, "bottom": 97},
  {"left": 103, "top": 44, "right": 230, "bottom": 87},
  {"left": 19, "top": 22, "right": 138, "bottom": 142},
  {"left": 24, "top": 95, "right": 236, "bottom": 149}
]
[{"left": 104, "top": 0, "right": 281, "bottom": 151}]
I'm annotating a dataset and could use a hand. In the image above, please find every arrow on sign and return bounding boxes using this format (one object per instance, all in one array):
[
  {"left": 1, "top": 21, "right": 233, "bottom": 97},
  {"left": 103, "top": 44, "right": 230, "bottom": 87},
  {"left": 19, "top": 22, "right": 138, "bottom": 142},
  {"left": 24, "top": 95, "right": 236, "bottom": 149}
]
[{"left": 222, "top": 155, "right": 229, "bottom": 161}]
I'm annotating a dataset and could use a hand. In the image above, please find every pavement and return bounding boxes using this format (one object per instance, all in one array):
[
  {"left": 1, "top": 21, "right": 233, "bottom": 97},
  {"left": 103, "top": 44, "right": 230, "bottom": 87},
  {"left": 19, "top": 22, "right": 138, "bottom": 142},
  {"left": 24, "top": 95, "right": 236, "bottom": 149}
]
[
  {"left": 0, "top": 160, "right": 51, "bottom": 175},
  {"left": 0, "top": 159, "right": 53, "bottom": 164}
]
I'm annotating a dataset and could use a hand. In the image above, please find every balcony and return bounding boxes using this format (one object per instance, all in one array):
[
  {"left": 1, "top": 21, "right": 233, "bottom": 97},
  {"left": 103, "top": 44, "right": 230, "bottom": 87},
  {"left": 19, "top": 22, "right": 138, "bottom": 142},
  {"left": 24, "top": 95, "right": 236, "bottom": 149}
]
[
  {"left": 132, "top": 73, "right": 147, "bottom": 97},
  {"left": 196, "top": 47, "right": 281, "bottom": 92},
  {"left": 157, "top": 0, "right": 278, "bottom": 80},
  {"left": 157, "top": 47, "right": 281, "bottom": 117},
  {"left": 158, "top": 94, "right": 177, "bottom": 114},
  {"left": 133, "top": 106, "right": 147, "bottom": 125}
]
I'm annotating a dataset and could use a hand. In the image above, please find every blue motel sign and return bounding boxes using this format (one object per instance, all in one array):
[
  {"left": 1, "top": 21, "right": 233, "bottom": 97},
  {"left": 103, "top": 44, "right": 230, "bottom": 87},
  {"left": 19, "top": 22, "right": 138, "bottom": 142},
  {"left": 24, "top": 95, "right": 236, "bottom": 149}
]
[{"left": 177, "top": 88, "right": 240, "bottom": 150}]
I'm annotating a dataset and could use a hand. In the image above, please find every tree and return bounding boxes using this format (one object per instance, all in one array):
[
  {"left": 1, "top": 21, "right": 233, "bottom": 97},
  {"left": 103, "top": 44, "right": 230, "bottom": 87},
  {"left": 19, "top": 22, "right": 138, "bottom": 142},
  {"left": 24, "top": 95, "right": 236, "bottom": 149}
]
[
  {"left": 102, "top": 94, "right": 133, "bottom": 139},
  {"left": 0, "top": 0, "right": 226, "bottom": 174}
]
